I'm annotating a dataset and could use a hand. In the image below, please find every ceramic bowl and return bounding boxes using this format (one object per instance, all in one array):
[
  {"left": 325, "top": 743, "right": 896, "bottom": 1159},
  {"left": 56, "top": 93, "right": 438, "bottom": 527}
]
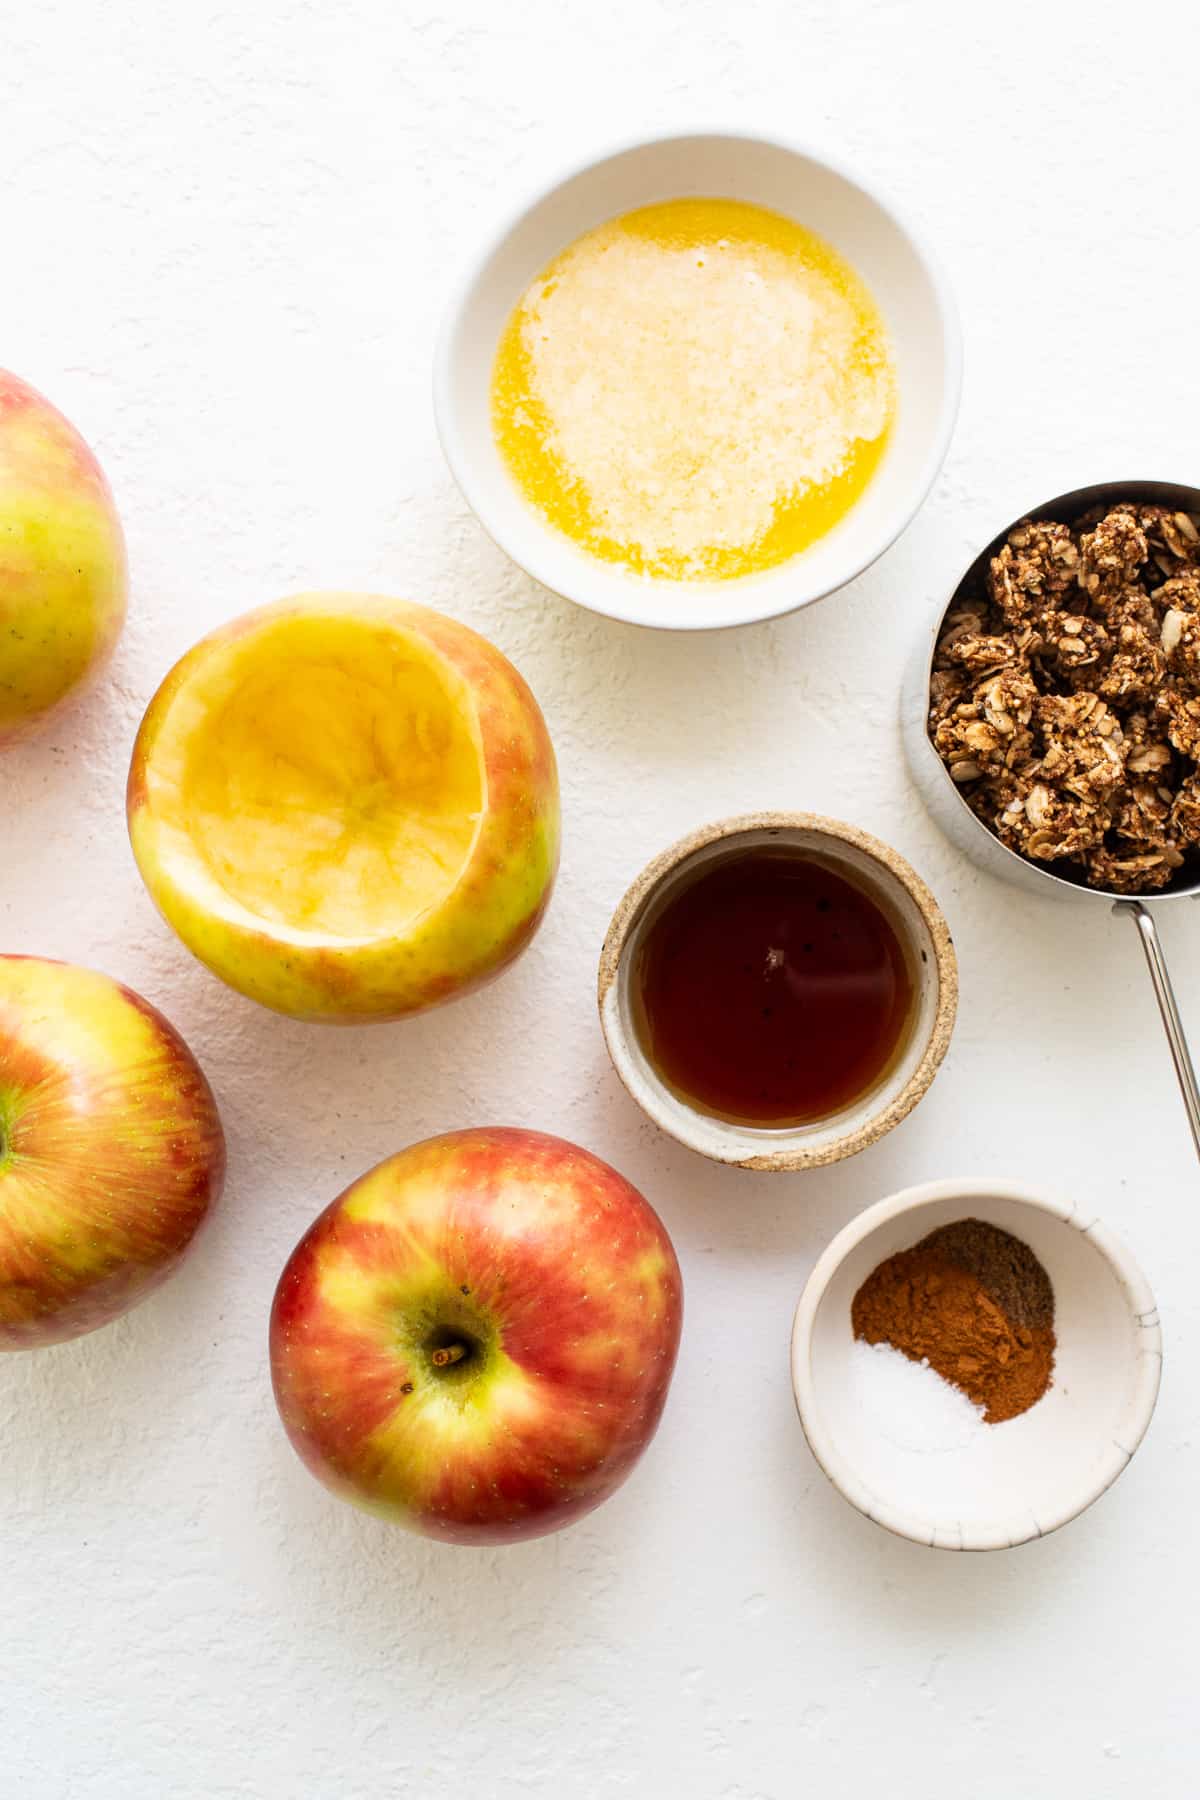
[
  {"left": 597, "top": 813, "right": 957, "bottom": 1170},
  {"left": 435, "top": 128, "right": 961, "bottom": 631},
  {"left": 791, "top": 1178, "right": 1162, "bottom": 1550}
]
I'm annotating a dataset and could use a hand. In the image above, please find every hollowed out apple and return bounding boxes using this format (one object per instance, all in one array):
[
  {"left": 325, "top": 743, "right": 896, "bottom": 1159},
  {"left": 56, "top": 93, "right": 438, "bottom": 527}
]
[{"left": 127, "top": 595, "right": 560, "bottom": 1022}]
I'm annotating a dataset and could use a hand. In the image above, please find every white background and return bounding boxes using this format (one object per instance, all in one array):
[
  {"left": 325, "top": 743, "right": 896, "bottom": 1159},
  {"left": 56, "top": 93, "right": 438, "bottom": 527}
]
[{"left": 4, "top": 2, "right": 1198, "bottom": 1795}]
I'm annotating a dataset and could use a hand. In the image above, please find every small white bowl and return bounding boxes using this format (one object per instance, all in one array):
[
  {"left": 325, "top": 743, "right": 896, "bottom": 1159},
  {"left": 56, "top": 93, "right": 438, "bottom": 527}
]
[
  {"left": 791, "top": 1179, "right": 1162, "bottom": 1550},
  {"left": 435, "top": 128, "right": 962, "bottom": 632}
]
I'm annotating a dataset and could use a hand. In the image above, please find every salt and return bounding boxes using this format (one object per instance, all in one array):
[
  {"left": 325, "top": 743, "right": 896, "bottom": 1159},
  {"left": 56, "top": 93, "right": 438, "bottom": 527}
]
[{"left": 849, "top": 1338, "right": 989, "bottom": 1453}]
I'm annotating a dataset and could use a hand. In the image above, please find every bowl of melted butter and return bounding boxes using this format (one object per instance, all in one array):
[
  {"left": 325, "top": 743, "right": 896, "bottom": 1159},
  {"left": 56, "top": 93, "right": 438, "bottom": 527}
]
[{"left": 436, "top": 130, "right": 960, "bottom": 631}]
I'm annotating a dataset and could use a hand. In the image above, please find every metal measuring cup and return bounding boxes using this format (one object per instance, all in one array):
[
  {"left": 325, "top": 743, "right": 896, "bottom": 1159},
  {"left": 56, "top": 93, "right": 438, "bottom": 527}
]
[{"left": 902, "top": 479, "right": 1200, "bottom": 1159}]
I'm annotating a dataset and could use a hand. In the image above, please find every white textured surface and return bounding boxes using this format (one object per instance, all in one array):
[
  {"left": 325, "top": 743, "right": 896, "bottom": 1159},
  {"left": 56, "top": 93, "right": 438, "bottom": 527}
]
[{"left": 3, "top": 2, "right": 1198, "bottom": 1793}]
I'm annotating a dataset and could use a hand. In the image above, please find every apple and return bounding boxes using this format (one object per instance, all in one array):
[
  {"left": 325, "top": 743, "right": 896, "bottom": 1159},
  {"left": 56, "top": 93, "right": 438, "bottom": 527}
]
[
  {"left": 0, "top": 956, "right": 225, "bottom": 1348},
  {"left": 0, "top": 371, "right": 127, "bottom": 745},
  {"left": 127, "top": 594, "right": 560, "bottom": 1023},
  {"left": 270, "top": 1127, "right": 683, "bottom": 1543}
]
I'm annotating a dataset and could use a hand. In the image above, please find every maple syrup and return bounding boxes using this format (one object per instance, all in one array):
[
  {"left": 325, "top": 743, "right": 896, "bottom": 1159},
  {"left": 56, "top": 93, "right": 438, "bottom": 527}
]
[
  {"left": 491, "top": 198, "right": 895, "bottom": 582},
  {"left": 633, "top": 849, "right": 914, "bottom": 1127}
]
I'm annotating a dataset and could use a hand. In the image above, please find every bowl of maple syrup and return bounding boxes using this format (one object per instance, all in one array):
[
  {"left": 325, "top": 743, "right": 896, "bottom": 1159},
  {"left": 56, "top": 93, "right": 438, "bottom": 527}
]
[{"left": 597, "top": 814, "right": 958, "bottom": 1170}]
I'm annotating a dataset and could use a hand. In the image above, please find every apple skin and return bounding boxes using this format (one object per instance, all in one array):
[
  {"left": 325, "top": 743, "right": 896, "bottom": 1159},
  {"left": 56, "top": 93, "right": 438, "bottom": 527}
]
[
  {"left": 270, "top": 1128, "right": 683, "bottom": 1544},
  {"left": 126, "top": 594, "right": 560, "bottom": 1023},
  {"left": 0, "top": 371, "right": 127, "bottom": 746},
  {"left": 0, "top": 956, "right": 225, "bottom": 1348}
]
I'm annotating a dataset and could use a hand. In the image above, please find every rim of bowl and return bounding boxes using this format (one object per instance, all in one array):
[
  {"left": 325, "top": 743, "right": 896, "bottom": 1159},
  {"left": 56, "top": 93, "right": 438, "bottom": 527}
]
[
  {"left": 433, "top": 125, "right": 964, "bottom": 633},
  {"left": 597, "top": 811, "right": 959, "bottom": 1169},
  {"left": 790, "top": 1176, "right": 1164, "bottom": 1550},
  {"left": 918, "top": 477, "right": 1200, "bottom": 905}
]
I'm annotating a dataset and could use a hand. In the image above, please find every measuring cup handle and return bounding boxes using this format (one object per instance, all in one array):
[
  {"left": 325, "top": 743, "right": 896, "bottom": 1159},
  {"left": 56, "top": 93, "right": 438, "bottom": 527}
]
[{"left": 1116, "top": 900, "right": 1200, "bottom": 1162}]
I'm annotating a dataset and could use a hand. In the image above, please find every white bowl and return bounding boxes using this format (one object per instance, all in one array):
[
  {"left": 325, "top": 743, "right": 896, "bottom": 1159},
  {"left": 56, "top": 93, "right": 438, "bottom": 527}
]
[
  {"left": 435, "top": 129, "right": 962, "bottom": 632},
  {"left": 791, "top": 1179, "right": 1162, "bottom": 1549}
]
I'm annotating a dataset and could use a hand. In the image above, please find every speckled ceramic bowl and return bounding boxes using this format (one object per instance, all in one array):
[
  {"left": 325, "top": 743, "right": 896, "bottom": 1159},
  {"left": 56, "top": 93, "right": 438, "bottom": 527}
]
[
  {"left": 435, "top": 128, "right": 961, "bottom": 631},
  {"left": 791, "top": 1178, "right": 1163, "bottom": 1550},
  {"left": 597, "top": 814, "right": 958, "bottom": 1170}
]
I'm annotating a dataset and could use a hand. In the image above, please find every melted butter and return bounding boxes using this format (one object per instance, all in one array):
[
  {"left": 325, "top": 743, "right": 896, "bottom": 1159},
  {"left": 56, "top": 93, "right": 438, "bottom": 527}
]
[{"left": 492, "top": 197, "right": 896, "bottom": 582}]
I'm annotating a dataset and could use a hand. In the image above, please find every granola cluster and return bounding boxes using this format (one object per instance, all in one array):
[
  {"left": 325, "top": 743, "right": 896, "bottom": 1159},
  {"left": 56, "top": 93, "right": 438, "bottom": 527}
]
[{"left": 929, "top": 503, "right": 1200, "bottom": 893}]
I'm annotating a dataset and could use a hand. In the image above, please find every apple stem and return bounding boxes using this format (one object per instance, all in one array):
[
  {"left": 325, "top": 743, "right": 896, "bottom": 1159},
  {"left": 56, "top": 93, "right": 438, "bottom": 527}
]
[{"left": 431, "top": 1343, "right": 467, "bottom": 1368}]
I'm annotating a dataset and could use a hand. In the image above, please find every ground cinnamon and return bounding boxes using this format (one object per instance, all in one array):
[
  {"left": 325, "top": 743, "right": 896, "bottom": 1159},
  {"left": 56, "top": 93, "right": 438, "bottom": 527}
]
[{"left": 851, "top": 1219, "right": 1055, "bottom": 1423}]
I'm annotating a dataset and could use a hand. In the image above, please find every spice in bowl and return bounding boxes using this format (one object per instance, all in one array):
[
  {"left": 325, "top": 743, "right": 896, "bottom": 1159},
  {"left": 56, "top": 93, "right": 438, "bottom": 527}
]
[
  {"left": 851, "top": 1219, "right": 1056, "bottom": 1424},
  {"left": 492, "top": 198, "right": 895, "bottom": 582},
  {"left": 928, "top": 501, "right": 1200, "bottom": 894}
]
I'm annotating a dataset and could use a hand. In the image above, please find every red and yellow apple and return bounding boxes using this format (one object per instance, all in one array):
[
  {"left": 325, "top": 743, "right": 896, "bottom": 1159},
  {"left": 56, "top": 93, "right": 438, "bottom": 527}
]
[
  {"left": 0, "top": 370, "right": 127, "bottom": 745},
  {"left": 127, "top": 595, "right": 559, "bottom": 1023},
  {"left": 270, "top": 1127, "right": 683, "bottom": 1543},
  {"left": 0, "top": 956, "right": 225, "bottom": 1348}
]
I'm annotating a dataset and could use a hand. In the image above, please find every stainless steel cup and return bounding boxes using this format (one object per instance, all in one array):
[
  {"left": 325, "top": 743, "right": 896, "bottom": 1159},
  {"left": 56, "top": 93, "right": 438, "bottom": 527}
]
[{"left": 902, "top": 479, "right": 1200, "bottom": 1159}]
